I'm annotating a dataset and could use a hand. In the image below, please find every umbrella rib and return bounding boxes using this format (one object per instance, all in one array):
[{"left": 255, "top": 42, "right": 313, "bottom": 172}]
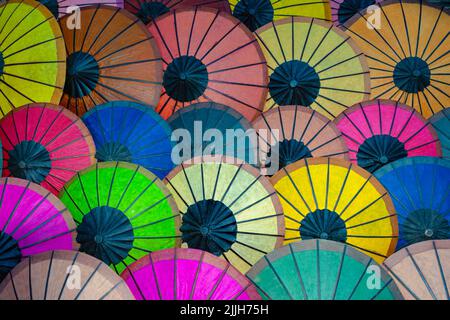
[
  {"left": 283, "top": 168, "right": 313, "bottom": 212},
  {"left": 0, "top": 0, "right": 22, "bottom": 44},
  {"left": 0, "top": 2, "right": 39, "bottom": 48},
  {"left": 185, "top": 7, "right": 197, "bottom": 55},
  {"left": 207, "top": 263, "right": 229, "bottom": 300},
  {"left": 96, "top": 38, "right": 152, "bottom": 63},
  {"left": 43, "top": 251, "right": 55, "bottom": 300},
  {"left": 200, "top": 20, "right": 242, "bottom": 62},
  {"left": 307, "top": 25, "right": 333, "bottom": 65},
  {"left": 205, "top": 39, "right": 259, "bottom": 68},
  {"left": 378, "top": 5, "right": 407, "bottom": 59},
  {"left": 61, "top": 185, "right": 86, "bottom": 216},
  {"left": 331, "top": 246, "right": 347, "bottom": 300},
  {"left": 433, "top": 241, "right": 450, "bottom": 300},
  {"left": 345, "top": 242, "right": 387, "bottom": 259},
  {"left": 348, "top": 258, "right": 373, "bottom": 300},
  {"left": 36, "top": 107, "right": 65, "bottom": 144},
  {"left": 406, "top": 247, "right": 438, "bottom": 299},
  {"left": 123, "top": 176, "right": 157, "bottom": 213},
  {"left": 0, "top": 78, "right": 35, "bottom": 103},
  {"left": 264, "top": 256, "right": 294, "bottom": 300},
  {"left": 129, "top": 194, "right": 172, "bottom": 221},
  {"left": 74, "top": 261, "right": 103, "bottom": 300},
  {"left": 254, "top": 32, "right": 281, "bottom": 67},
  {"left": 86, "top": 8, "right": 120, "bottom": 53},
  {"left": 420, "top": 7, "right": 444, "bottom": 59},
  {"left": 42, "top": 119, "right": 80, "bottom": 148},
  {"left": 192, "top": 10, "right": 220, "bottom": 58},
  {"left": 98, "top": 74, "right": 161, "bottom": 85},
  {"left": 343, "top": 192, "right": 387, "bottom": 223},
  {"left": 346, "top": 214, "right": 396, "bottom": 230},
  {"left": 1, "top": 180, "right": 30, "bottom": 233},
  {"left": 304, "top": 159, "right": 319, "bottom": 209}
]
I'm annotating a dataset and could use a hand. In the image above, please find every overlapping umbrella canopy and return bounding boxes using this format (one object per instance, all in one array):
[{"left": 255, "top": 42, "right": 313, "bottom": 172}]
[
  {"left": 429, "top": 108, "right": 449, "bottom": 159},
  {"left": 343, "top": 0, "right": 449, "bottom": 118},
  {"left": 0, "top": 0, "right": 66, "bottom": 118},
  {"left": 165, "top": 157, "right": 284, "bottom": 273},
  {"left": 252, "top": 106, "right": 348, "bottom": 172},
  {"left": 82, "top": 101, "right": 175, "bottom": 178},
  {"left": 0, "top": 103, "right": 96, "bottom": 194},
  {"left": 334, "top": 100, "right": 442, "bottom": 173},
  {"left": 38, "top": 0, "right": 124, "bottom": 18},
  {"left": 125, "top": 0, "right": 231, "bottom": 23},
  {"left": 59, "top": 162, "right": 181, "bottom": 274},
  {"left": 229, "top": 0, "right": 331, "bottom": 31},
  {"left": 0, "top": 178, "right": 77, "bottom": 281},
  {"left": 330, "top": 0, "right": 383, "bottom": 26},
  {"left": 255, "top": 17, "right": 370, "bottom": 119},
  {"left": 383, "top": 240, "right": 450, "bottom": 300},
  {"left": 148, "top": 8, "right": 268, "bottom": 120},
  {"left": 375, "top": 157, "right": 449, "bottom": 250},
  {"left": 168, "top": 102, "right": 257, "bottom": 164},
  {"left": 0, "top": 250, "right": 134, "bottom": 300},
  {"left": 247, "top": 239, "right": 402, "bottom": 300},
  {"left": 59, "top": 5, "right": 163, "bottom": 116},
  {"left": 271, "top": 158, "right": 398, "bottom": 263},
  {"left": 121, "top": 248, "right": 261, "bottom": 299}
]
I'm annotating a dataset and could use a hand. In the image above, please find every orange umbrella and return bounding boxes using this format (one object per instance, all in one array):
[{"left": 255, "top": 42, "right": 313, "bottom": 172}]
[
  {"left": 59, "top": 5, "right": 163, "bottom": 116},
  {"left": 148, "top": 8, "right": 268, "bottom": 121}
]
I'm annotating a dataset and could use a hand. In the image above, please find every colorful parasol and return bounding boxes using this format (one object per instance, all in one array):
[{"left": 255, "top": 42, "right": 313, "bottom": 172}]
[
  {"left": 148, "top": 8, "right": 268, "bottom": 121},
  {"left": 0, "top": 103, "right": 96, "bottom": 194},
  {"left": 82, "top": 101, "right": 174, "bottom": 179},
  {"left": 125, "top": 0, "right": 231, "bottom": 24},
  {"left": 383, "top": 240, "right": 450, "bottom": 300},
  {"left": 247, "top": 239, "right": 402, "bottom": 300},
  {"left": 121, "top": 248, "right": 261, "bottom": 299},
  {"left": 0, "top": 178, "right": 77, "bottom": 281},
  {"left": 59, "top": 162, "right": 180, "bottom": 274},
  {"left": 252, "top": 106, "right": 349, "bottom": 172},
  {"left": 38, "top": 0, "right": 124, "bottom": 18},
  {"left": 168, "top": 102, "right": 257, "bottom": 165},
  {"left": 271, "top": 158, "right": 398, "bottom": 263},
  {"left": 164, "top": 157, "right": 284, "bottom": 273},
  {"left": 255, "top": 17, "right": 370, "bottom": 119},
  {"left": 374, "top": 157, "right": 449, "bottom": 250},
  {"left": 343, "top": 0, "right": 449, "bottom": 118},
  {"left": 0, "top": 250, "right": 134, "bottom": 300},
  {"left": 0, "top": 0, "right": 66, "bottom": 118},
  {"left": 429, "top": 108, "right": 449, "bottom": 159},
  {"left": 228, "top": 0, "right": 331, "bottom": 32},
  {"left": 334, "top": 100, "right": 441, "bottom": 173},
  {"left": 330, "top": 0, "right": 383, "bottom": 26},
  {"left": 59, "top": 5, "right": 163, "bottom": 116}
]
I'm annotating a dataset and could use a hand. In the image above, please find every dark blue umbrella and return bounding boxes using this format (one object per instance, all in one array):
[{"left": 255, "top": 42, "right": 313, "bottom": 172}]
[
  {"left": 167, "top": 102, "right": 257, "bottom": 165},
  {"left": 430, "top": 109, "right": 449, "bottom": 160},
  {"left": 82, "top": 101, "right": 175, "bottom": 178},
  {"left": 375, "top": 157, "right": 450, "bottom": 250}
]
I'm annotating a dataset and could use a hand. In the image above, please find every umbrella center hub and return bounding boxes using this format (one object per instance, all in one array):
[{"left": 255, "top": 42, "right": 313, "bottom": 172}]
[
  {"left": 232, "top": 0, "right": 274, "bottom": 32},
  {"left": 96, "top": 142, "right": 132, "bottom": 163},
  {"left": 357, "top": 134, "right": 407, "bottom": 173},
  {"left": 0, "top": 231, "right": 22, "bottom": 282},
  {"left": 300, "top": 209, "right": 347, "bottom": 243},
  {"left": 269, "top": 60, "right": 320, "bottom": 107},
  {"left": 77, "top": 206, "right": 134, "bottom": 265},
  {"left": 137, "top": 1, "right": 169, "bottom": 24},
  {"left": 269, "top": 139, "right": 312, "bottom": 170},
  {"left": 401, "top": 209, "right": 449, "bottom": 248},
  {"left": 394, "top": 57, "right": 431, "bottom": 93},
  {"left": 163, "top": 55, "right": 209, "bottom": 102},
  {"left": 8, "top": 140, "right": 52, "bottom": 184},
  {"left": 181, "top": 199, "right": 237, "bottom": 256},
  {"left": 337, "top": 0, "right": 376, "bottom": 25},
  {"left": 65, "top": 51, "right": 100, "bottom": 99}
]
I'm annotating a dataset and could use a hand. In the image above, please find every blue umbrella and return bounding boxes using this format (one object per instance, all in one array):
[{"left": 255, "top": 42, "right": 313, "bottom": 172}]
[
  {"left": 82, "top": 101, "right": 175, "bottom": 179},
  {"left": 167, "top": 102, "right": 257, "bottom": 165},
  {"left": 375, "top": 157, "right": 450, "bottom": 250},
  {"left": 429, "top": 109, "right": 449, "bottom": 159}
]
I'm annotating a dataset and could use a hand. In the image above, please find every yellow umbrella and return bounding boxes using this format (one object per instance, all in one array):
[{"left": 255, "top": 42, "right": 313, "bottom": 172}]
[
  {"left": 271, "top": 158, "right": 398, "bottom": 263},
  {"left": 255, "top": 17, "right": 370, "bottom": 119},
  {"left": 165, "top": 156, "right": 285, "bottom": 273},
  {"left": 229, "top": 0, "right": 331, "bottom": 31},
  {"left": 343, "top": 0, "right": 449, "bottom": 118},
  {"left": 0, "top": 0, "right": 66, "bottom": 118}
]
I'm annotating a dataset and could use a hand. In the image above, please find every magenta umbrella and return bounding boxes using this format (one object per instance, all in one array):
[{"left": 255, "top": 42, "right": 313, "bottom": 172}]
[
  {"left": 0, "top": 178, "right": 77, "bottom": 281},
  {"left": 121, "top": 248, "right": 261, "bottom": 300}
]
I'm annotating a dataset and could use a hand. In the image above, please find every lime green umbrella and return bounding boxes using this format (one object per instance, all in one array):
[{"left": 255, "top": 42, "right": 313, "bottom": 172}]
[
  {"left": 247, "top": 239, "right": 403, "bottom": 300},
  {"left": 59, "top": 162, "right": 180, "bottom": 273}
]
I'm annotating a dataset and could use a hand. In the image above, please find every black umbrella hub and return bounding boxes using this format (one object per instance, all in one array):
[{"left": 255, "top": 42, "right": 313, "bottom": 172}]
[
  {"left": 163, "top": 55, "right": 209, "bottom": 102},
  {"left": 38, "top": 0, "right": 59, "bottom": 18},
  {"left": 393, "top": 57, "right": 431, "bottom": 94},
  {"left": 357, "top": 134, "right": 407, "bottom": 173},
  {"left": 269, "top": 60, "right": 320, "bottom": 107},
  {"left": 0, "top": 232, "right": 21, "bottom": 282},
  {"left": 64, "top": 51, "right": 100, "bottom": 99},
  {"left": 180, "top": 199, "right": 237, "bottom": 256},
  {"left": 232, "top": 0, "right": 274, "bottom": 32},
  {"left": 8, "top": 140, "right": 52, "bottom": 184},
  {"left": 96, "top": 141, "right": 133, "bottom": 163},
  {"left": 299, "top": 209, "right": 347, "bottom": 243},
  {"left": 402, "top": 209, "right": 450, "bottom": 247},
  {"left": 337, "top": 0, "right": 376, "bottom": 25},
  {"left": 76, "top": 206, "right": 134, "bottom": 266},
  {"left": 137, "top": 1, "right": 170, "bottom": 24}
]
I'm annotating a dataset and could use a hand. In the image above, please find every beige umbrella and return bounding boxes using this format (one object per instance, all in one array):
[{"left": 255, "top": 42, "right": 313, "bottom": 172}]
[{"left": 0, "top": 251, "right": 134, "bottom": 300}]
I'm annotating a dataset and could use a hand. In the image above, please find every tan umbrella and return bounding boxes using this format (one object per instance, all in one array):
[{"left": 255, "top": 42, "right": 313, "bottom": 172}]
[
  {"left": 382, "top": 240, "right": 450, "bottom": 300},
  {"left": 0, "top": 250, "right": 134, "bottom": 300}
]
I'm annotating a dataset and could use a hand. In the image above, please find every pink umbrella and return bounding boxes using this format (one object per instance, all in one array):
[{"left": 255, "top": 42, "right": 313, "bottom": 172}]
[
  {"left": 0, "top": 104, "right": 96, "bottom": 194},
  {"left": 0, "top": 178, "right": 77, "bottom": 281},
  {"left": 330, "top": 0, "right": 384, "bottom": 26},
  {"left": 39, "top": 0, "right": 124, "bottom": 18},
  {"left": 121, "top": 248, "right": 261, "bottom": 300},
  {"left": 334, "top": 99, "right": 441, "bottom": 173}
]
